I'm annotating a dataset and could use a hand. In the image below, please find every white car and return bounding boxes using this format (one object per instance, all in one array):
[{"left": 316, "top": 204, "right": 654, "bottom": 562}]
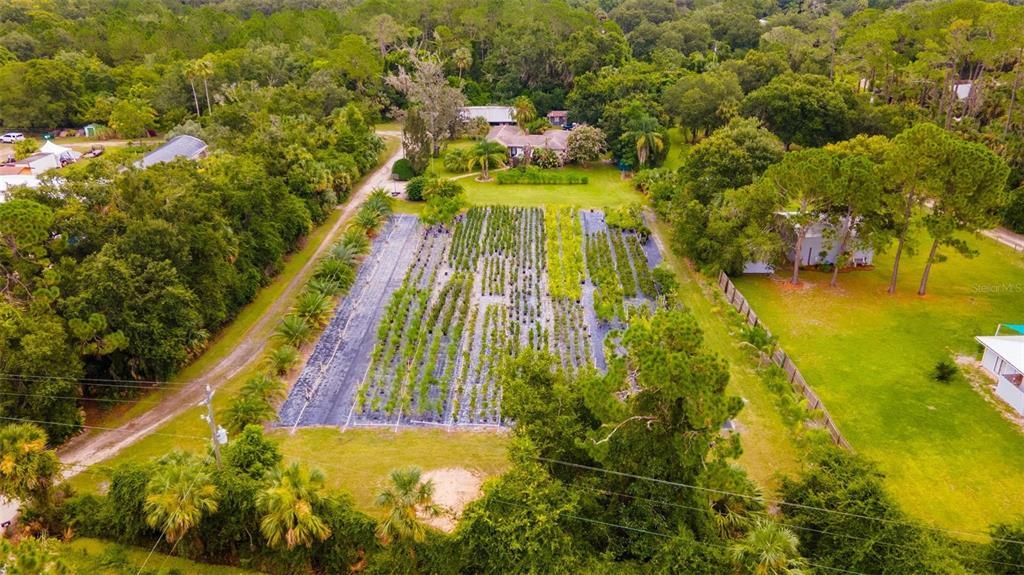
[{"left": 0, "top": 132, "right": 25, "bottom": 143}]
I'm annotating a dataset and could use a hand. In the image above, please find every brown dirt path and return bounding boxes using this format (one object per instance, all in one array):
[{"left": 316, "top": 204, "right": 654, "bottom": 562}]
[{"left": 59, "top": 133, "right": 403, "bottom": 476}]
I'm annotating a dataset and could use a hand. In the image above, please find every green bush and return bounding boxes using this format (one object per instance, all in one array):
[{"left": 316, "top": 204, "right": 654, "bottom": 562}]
[
  {"left": 406, "top": 175, "right": 428, "bottom": 201},
  {"left": 932, "top": 358, "right": 959, "bottom": 383},
  {"left": 1005, "top": 187, "right": 1024, "bottom": 233},
  {"left": 495, "top": 166, "right": 587, "bottom": 185},
  {"left": 391, "top": 158, "right": 415, "bottom": 181},
  {"left": 443, "top": 147, "right": 470, "bottom": 173}
]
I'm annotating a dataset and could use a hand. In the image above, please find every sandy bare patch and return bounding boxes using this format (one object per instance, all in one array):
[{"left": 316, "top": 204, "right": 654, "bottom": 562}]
[{"left": 421, "top": 467, "right": 485, "bottom": 533}]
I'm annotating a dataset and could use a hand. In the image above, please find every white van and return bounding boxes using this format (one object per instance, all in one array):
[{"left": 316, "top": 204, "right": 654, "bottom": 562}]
[{"left": 0, "top": 133, "right": 25, "bottom": 143}]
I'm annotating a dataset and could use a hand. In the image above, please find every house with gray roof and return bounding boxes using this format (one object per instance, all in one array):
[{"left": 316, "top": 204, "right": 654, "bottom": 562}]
[
  {"left": 488, "top": 125, "right": 570, "bottom": 161},
  {"left": 135, "top": 135, "right": 208, "bottom": 169}
]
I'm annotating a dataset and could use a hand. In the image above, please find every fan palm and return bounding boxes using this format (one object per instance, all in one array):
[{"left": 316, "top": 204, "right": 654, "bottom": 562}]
[
  {"left": 624, "top": 117, "right": 664, "bottom": 169},
  {"left": 314, "top": 258, "right": 356, "bottom": 288},
  {"left": 264, "top": 345, "right": 300, "bottom": 376},
  {"left": 466, "top": 140, "right": 507, "bottom": 180},
  {"left": 274, "top": 314, "right": 312, "bottom": 347},
  {"left": 241, "top": 373, "right": 286, "bottom": 404},
  {"left": 329, "top": 241, "right": 361, "bottom": 267},
  {"left": 0, "top": 423, "right": 61, "bottom": 508},
  {"left": 258, "top": 463, "right": 332, "bottom": 549},
  {"left": 144, "top": 453, "right": 219, "bottom": 544},
  {"left": 730, "top": 518, "right": 807, "bottom": 575},
  {"left": 339, "top": 228, "right": 370, "bottom": 255},
  {"left": 355, "top": 208, "right": 383, "bottom": 233},
  {"left": 375, "top": 467, "right": 442, "bottom": 548},
  {"left": 512, "top": 95, "right": 537, "bottom": 130},
  {"left": 365, "top": 188, "right": 394, "bottom": 216},
  {"left": 307, "top": 277, "right": 343, "bottom": 297},
  {"left": 295, "top": 290, "right": 333, "bottom": 327},
  {"left": 221, "top": 393, "right": 275, "bottom": 434}
]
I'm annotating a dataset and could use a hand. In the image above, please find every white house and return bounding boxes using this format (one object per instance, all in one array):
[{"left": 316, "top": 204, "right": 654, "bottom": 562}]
[
  {"left": 976, "top": 331, "right": 1024, "bottom": 415},
  {"left": 743, "top": 213, "right": 874, "bottom": 274},
  {"left": 460, "top": 106, "right": 516, "bottom": 126}
]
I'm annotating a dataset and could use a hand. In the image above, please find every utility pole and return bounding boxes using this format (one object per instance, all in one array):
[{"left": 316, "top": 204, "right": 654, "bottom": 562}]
[{"left": 200, "top": 384, "right": 227, "bottom": 467}]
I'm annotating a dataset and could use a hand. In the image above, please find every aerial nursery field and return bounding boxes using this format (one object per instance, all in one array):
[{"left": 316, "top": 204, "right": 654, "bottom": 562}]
[{"left": 278, "top": 206, "right": 662, "bottom": 429}]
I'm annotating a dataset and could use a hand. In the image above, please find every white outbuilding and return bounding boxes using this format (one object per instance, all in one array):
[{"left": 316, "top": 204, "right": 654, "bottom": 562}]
[{"left": 976, "top": 329, "right": 1024, "bottom": 415}]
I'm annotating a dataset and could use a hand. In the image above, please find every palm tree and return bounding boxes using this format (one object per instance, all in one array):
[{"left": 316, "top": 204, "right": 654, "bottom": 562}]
[
  {"left": 624, "top": 117, "right": 664, "bottom": 169},
  {"left": 258, "top": 463, "right": 332, "bottom": 549},
  {"left": 314, "top": 258, "right": 356, "bottom": 288},
  {"left": 329, "top": 241, "right": 361, "bottom": 267},
  {"left": 730, "top": 518, "right": 807, "bottom": 575},
  {"left": 184, "top": 61, "right": 202, "bottom": 116},
  {"left": 241, "top": 373, "right": 286, "bottom": 404},
  {"left": 466, "top": 140, "right": 507, "bottom": 181},
  {"left": 453, "top": 46, "right": 472, "bottom": 79},
  {"left": 221, "top": 393, "right": 275, "bottom": 434},
  {"left": 144, "top": 452, "right": 219, "bottom": 545},
  {"left": 274, "top": 314, "right": 313, "bottom": 347},
  {"left": 295, "top": 290, "right": 333, "bottom": 327},
  {"left": 375, "top": 467, "right": 442, "bottom": 551},
  {"left": 263, "top": 345, "right": 299, "bottom": 376},
  {"left": 196, "top": 58, "right": 214, "bottom": 115},
  {"left": 512, "top": 95, "right": 537, "bottom": 131},
  {"left": 0, "top": 423, "right": 61, "bottom": 509},
  {"left": 340, "top": 228, "right": 370, "bottom": 255}
]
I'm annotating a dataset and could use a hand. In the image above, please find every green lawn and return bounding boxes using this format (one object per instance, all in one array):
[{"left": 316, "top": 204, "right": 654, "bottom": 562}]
[
  {"left": 651, "top": 220, "right": 803, "bottom": 493},
  {"left": 65, "top": 537, "right": 263, "bottom": 574},
  {"left": 271, "top": 427, "right": 510, "bottom": 515},
  {"left": 733, "top": 232, "right": 1024, "bottom": 534}
]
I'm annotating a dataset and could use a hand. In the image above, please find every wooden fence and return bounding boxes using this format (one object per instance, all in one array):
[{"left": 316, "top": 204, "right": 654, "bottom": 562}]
[{"left": 718, "top": 272, "right": 853, "bottom": 451}]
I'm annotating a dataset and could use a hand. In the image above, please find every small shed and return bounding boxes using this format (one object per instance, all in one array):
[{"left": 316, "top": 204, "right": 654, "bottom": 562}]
[
  {"left": 976, "top": 333, "right": 1024, "bottom": 415},
  {"left": 14, "top": 152, "right": 60, "bottom": 175},
  {"left": 546, "top": 110, "right": 568, "bottom": 127},
  {"left": 83, "top": 123, "right": 104, "bottom": 138}
]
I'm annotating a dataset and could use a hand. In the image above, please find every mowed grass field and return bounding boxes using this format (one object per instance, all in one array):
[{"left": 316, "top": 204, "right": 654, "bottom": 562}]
[
  {"left": 65, "top": 537, "right": 264, "bottom": 574},
  {"left": 733, "top": 232, "right": 1024, "bottom": 533},
  {"left": 271, "top": 428, "right": 509, "bottom": 514}
]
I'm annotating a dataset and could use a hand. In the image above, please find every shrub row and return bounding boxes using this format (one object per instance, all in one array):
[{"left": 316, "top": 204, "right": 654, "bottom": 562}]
[{"left": 496, "top": 166, "right": 587, "bottom": 185}]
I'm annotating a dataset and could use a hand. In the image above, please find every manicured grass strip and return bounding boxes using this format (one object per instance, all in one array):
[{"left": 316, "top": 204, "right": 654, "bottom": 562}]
[
  {"left": 733, "top": 232, "right": 1024, "bottom": 533},
  {"left": 461, "top": 166, "right": 639, "bottom": 208},
  {"left": 270, "top": 427, "right": 510, "bottom": 515},
  {"left": 650, "top": 219, "right": 803, "bottom": 493},
  {"left": 65, "top": 537, "right": 263, "bottom": 574}
]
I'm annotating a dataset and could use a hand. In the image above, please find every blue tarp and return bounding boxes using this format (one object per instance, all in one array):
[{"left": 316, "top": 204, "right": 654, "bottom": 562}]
[{"left": 1004, "top": 324, "right": 1024, "bottom": 334}]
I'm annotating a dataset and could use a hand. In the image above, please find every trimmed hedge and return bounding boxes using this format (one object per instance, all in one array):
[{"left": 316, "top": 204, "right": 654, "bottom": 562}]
[
  {"left": 496, "top": 166, "right": 587, "bottom": 185},
  {"left": 392, "top": 158, "right": 415, "bottom": 181}
]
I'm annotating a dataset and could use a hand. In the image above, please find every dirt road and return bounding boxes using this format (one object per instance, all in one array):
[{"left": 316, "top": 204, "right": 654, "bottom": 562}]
[
  {"left": 59, "top": 132, "right": 403, "bottom": 476},
  {"left": 982, "top": 227, "right": 1024, "bottom": 252}
]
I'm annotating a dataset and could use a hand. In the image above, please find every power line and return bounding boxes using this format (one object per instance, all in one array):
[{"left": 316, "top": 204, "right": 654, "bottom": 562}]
[
  {"left": 536, "top": 456, "right": 1024, "bottom": 546},
  {"left": 0, "top": 372, "right": 193, "bottom": 389},
  {"left": 579, "top": 485, "right": 1024, "bottom": 572},
  {"left": 0, "top": 416, "right": 207, "bottom": 442},
  {"left": 0, "top": 391, "right": 168, "bottom": 405},
  {"left": 137, "top": 463, "right": 207, "bottom": 575},
  {"left": 490, "top": 497, "right": 872, "bottom": 575}
]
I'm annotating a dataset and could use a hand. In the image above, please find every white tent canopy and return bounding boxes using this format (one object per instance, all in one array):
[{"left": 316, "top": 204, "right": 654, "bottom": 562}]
[{"left": 39, "top": 140, "right": 82, "bottom": 160}]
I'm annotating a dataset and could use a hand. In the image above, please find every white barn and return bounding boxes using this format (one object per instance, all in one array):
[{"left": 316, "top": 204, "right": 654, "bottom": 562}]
[
  {"left": 976, "top": 333, "right": 1024, "bottom": 415},
  {"left": 460, "top": 106, "right": 516, "bottom": 126}
]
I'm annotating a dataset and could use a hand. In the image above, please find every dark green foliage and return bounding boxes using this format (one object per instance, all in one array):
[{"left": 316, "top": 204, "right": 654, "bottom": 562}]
[
  {"left": 932, "top": 359, "right": 959, "bottom": 383},
  {"left": 496, "top": 167, "right": 588, "bottom": 185},
  {"left": 989, "top": 517, "right": 1024, "bottom": 575},
  {"left": 223, "top": 424, "right": 283, "bottom": 480},
  {"left": 780, "top": 448, "right": 944, "bottom": 574},
  {"left": 103, "top": 463, "right": 156, "bottom": 544},
  {"left": 1006, "top": 188, "right": 1024, "bottom": 233},
  {"left": 391, "top": 158, "right": 415, "bottom": 181},
  {"left": 406, "top": 175, "right": 428, "bottom": 201}
]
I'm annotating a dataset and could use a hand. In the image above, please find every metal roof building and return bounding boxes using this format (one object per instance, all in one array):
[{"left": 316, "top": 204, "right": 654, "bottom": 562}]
[
  {"left": 135, "top": 135, "right": 208, "bottom": 168},
  {"left": 461, "top": 106, "right": 516, "bottom": 126}
]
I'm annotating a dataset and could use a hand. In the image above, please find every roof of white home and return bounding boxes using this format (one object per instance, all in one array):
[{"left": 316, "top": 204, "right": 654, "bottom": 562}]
[
  {"left": 977, "top": 336, "right": 1024, "bottom": 371},
  {"left": 461, "top": 106, "right": 515, "bottom": 124},
  {"left": 136, "top": 135, "right": 208, "bottom": 168}
]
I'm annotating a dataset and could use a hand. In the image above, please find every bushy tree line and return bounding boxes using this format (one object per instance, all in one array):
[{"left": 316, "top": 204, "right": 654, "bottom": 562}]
[{"left": 0, "top": 102, "right": 382, "bottom": 444}]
